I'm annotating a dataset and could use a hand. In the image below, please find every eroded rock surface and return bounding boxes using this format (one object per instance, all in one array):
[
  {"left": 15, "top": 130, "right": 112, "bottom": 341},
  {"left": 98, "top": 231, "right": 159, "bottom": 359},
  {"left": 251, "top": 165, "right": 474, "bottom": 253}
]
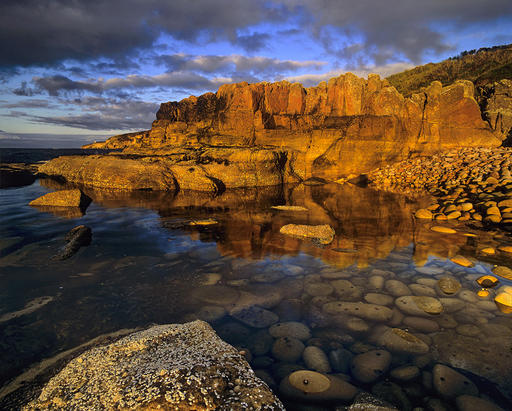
[{"left": 24, "top": 321, "right": 283, "bottom": 410}]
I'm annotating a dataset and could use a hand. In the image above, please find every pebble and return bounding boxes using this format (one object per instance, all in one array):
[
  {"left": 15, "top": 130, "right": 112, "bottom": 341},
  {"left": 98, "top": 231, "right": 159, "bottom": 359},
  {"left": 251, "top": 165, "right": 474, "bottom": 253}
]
[
  {"left": 415, "top": 209, "right": 433, "bottom": 219},
  {"left": 376, "top": 327, "right": 429, "bottom": 354},
  {"left": 331, "top": 279, "right": 363, "bottom": 301},
  {"left": 192, "top": 285, "right": 239, "bottom": 305},
  {"left": 364, "top": 293, "right": 394, "bottom": 306},
  {"left": 432, "top": 364, "right": 478, "bottom": 398},
  {"left": 431, "top": 226, "right": 457, "bottom": 234},
  {"left": 437, "top": 277, "right": 461, "bottom": 295},
  {"left": 269, "top": 322, "right": 311, "bottom": 341},
  {"left": 456, "top": 324, "right": 481, "bottom": 337},
  {"left": 385, "top": 280, "right": 411, "bottom": 297},
  {"left": 329, "top": 348, "right": 354, "bottom": 373},
  {"left": 369, "top": 275, "right": 385, "bottom": 289},
  {"left": 450, "top": 255, "right": 473, "bottom": 267},
  {"left": 455, "top": 395, "right": 505, "bottom": 411},
  {"left": 493, "top": 266, "right": 512, "bottom": 280},
  {"left": 403, "top": 316, "right": 440, "bottom": 333},
  {"left": 416, "top": 266, "right": 444, "bottom": 275},
  {"left": 439, "top": 298, "right": 465, "bottom": 313},
  {"left": 195, "top": 305, "right": 226, "bottom": 322},
  {"left": 476, "top": 275, "right": 499, "bottom": 288},
  {"left": 350, "top": 349, "right": 392, "bottom": 383},
  {"left": 305, "top": 282, "right": 334, "bottom": 297},
  {"left": 395, "top": 296, "right": 444, "bottom": 316},
  {"left": 323, "top": 301, "right": 393, "bottom": 322},
  {"left": 247, "top": 329, "right": 274, "bottom": 356},
  {"left": 230, "top": 305, "right": 279, "bottom": 328},
  {"left": 303, "top": 346, "right": 331, "bottom": 373},
  {"left": 410, "top": 283, "right": 437, "bottom": 297},
  {"left": 271, "top": 337, "right": 305, "bottom": 362},
  {"left": 390, "top": 365, "right": 420, "bottom": 381}
]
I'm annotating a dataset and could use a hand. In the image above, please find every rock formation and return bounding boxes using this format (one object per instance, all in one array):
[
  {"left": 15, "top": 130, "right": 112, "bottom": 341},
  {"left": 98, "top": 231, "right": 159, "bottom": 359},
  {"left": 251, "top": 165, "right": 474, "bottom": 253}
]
[
  {"left": 478, "top": 79, "right": 512, "bottom": 143},
  {"left": 42, "top": 73, "right": 502, "bottom": 191},
  {"left": 24, "top": 321, "right": 283, "bottom": 410}
]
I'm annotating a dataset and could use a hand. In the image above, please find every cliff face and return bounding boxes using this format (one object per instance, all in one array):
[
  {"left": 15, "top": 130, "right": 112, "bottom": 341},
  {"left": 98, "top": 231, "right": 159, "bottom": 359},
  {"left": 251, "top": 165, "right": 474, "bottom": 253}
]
[
  {"left": 478, "top": 79, "right": 512, "bottom": 143},
  {"left": 94, "top": 73, "right": 499, "bottom": 180},
  {"left": 58, "top": 73, "right": 501, "bottom": 191}
]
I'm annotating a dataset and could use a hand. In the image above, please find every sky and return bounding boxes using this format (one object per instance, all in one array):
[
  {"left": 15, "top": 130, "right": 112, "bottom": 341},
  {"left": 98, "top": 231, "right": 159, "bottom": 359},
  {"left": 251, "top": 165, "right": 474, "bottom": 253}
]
[{"left": 1, "top": 0, "right": 511, "bottom": 148}]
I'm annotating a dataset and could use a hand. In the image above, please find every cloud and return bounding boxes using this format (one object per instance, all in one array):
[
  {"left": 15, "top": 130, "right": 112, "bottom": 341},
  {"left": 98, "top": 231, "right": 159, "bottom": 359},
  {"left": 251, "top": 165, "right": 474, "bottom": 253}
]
[
  {"left": 33, "top": 75, "right": 102, "bottom": 96},
  {"left": 284, "top": 62, "right": 415, "bottom": 87},
  {"left": 284, "top": 0, "right": 512, "bottom": 63},
  {"left": 0, "top": 0, "right": 281, "bottom": 68},
  {"left": 28, "top": 98, "right": 159, "bottom": 131},
  {"left": 236, "top": 33, "right": 271, "bottom": 52}
]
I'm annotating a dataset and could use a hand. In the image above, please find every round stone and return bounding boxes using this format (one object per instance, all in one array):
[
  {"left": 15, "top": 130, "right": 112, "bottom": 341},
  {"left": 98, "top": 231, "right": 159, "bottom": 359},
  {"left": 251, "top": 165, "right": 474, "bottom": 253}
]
[
  {"left": 415, "top": 209, "right": 433, "bottom": 219},
  {"left": 303, "top": 346, "right": 331, "bottom": 373},
  {"left": 195, "top": 305, "right": 226, "bottom": 322},
  {"left": 456, "top": 395, "right": 504, "bottom": 411},
  {"left": 350, "top": 350, "right": 392, "bottom": 383},
  {"left": 269, "top": 322, "right": 311, "bottom": 341},
  {"left": 390, "top": 365, "right": 420, "bottom": 381},
  {"left": 192, "top": 285, "right": 239, "bottom": 305},
  {"left": 431, "top": 226, "right": 457, "bottom": 234},
  {"left": 410, "top": 283, "right": 437, "bottom": 297},
  {"left": 230, "top": 306, "right": 279, "bottom": 328},
  {"left": 331, "top": 280, "right": 363, "bottom": 301},
  {"left": 432, "top": 364, "right": 478, "bottom": 398},
  {"left": 364, "top": 293, "right": 394, "bottom": 306},
  {"left": 437, "top": 277, "right": 462, "bottom": 295},
  {"left": 288, "top": 370, "right": 330, "bottom": 393},
  {"left": 450, "top": 255, "right": 473, "bottom": 267},
  {"left": 385, "top": 280, "right": 411, "bottom": 297},
  {"left": 271, "top": 337, "right": 305, "bottom": 362},
  {"left": 395, "top": 296, "right": 444, "bottom": 316},
  {"left": 476, "top": 275, "right": 499, "bottom": 288},
  {"left": 305, "top": 282, "right": 334, "bottom": 297},
  {"left": 493, "top": 266, "right": 512, "bottom": 281},
  {"left": 376, "top": 328, "right": 429, "bottom": 354},
  {"left": 403, "top": 316, "right": 440, "bottom": 333}
]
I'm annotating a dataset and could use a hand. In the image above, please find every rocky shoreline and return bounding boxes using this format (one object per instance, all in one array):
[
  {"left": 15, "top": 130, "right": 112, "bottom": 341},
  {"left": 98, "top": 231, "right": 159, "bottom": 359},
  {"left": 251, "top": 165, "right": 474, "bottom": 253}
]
[{"left": 368, "top": 147, "right": 512, "bottom": 231}]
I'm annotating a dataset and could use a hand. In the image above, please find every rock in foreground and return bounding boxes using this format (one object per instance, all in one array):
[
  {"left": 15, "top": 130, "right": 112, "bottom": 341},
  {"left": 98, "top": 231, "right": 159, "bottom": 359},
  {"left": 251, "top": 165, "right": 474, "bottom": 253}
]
[
  {"left": 280, "top": 224, "right": 335, "bottom": 244},
  {"left": 24, "top": 321, "right": 283, "bottom": 410},
  {"left": 29, "top": 189, "right": 90, "bottom": 208}
]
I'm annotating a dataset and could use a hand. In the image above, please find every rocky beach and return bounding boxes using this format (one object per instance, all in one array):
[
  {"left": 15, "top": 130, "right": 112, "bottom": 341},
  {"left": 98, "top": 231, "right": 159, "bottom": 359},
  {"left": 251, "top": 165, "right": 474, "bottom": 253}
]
[{"left": 2, "top": 45, "right": 512, "bottom": 410}]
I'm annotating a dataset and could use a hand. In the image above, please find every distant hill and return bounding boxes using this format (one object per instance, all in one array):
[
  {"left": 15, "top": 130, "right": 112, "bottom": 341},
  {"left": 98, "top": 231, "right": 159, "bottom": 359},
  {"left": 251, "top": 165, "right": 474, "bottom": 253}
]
[{"left": 387, "top": 44, "right": 512, "bottom": 96}]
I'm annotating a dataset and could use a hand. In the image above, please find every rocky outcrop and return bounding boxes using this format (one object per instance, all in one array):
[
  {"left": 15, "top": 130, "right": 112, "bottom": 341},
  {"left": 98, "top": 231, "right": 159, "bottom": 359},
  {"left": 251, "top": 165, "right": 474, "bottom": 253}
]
[
  {"left": 29, "top": 189, "right": 90, "bottom": 208},
  {"left": 82, "top": 130, "right": 149, "bottom": 149},
  {"left": 479, "top": 79, "right": 512, "bottom": 143},
  {"left": 24, "top": 321, "right": 283, "bottom": 410},
  {"left": 59, "top": 73, "right": 501, "bottom": 191}
]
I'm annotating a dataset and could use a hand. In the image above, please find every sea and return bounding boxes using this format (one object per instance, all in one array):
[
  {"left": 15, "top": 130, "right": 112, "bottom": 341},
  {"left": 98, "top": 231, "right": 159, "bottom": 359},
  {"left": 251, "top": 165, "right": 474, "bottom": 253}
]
[{"left": 0, "top": 148, "right": 511, "bottom": 409}]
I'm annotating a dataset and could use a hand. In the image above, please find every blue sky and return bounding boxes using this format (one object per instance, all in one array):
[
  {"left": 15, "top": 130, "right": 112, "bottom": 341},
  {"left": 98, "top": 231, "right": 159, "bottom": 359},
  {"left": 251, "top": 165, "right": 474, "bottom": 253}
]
[{"left": 1, "top": 0, "right": 511, "bottom": 147}]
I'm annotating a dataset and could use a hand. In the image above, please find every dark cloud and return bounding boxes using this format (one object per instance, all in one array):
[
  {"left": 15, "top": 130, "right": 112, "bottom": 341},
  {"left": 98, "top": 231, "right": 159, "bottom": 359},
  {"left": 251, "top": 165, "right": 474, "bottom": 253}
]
[
  {"left": 29, "top": 98, "right": 159, "bottom": 131},
  {"left": 284, "top": 0, "right": 512, "bottom": 63},
  {"left": 0, "top": 0, "right": 281, "bottom": 68},
  {"left": 237, "top": 33, "right": 271, "bottom": 52},
  {"left": 13, "top": 81, "right": 36, "bottom": 96},
  {"left": 33, "top": 75, "right": 102, "bottom": 96},
  {"left": 0, "top": 98, "right": 53, "bottom": 109}
]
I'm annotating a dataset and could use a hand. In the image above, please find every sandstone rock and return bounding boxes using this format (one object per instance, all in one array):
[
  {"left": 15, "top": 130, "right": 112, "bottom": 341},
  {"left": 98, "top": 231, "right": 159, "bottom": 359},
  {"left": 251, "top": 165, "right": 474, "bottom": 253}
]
[
  {"left": 350, "top": 350, "right": 392, "bottom": 383},
  {"left": 437, "top": 277, "right": 462, "bottom": 295},
  {"left": 24, "top": 321, "right": 283, "bottom": 410},
  {"left": 29, "top": 189, "right": 90, "bottom": 208},
  {"left": 450, "top": 255, "right": 473, "bottom": 267},
  {"left": 279, "top": 224, "right": 335, "bottom": 244},
  {"left": 348, "top": 392, "right": 399, "bottom": 411},
  {"left": 493, "top": 266, "right": 512, "bottom": 280},
  {"left": 432, "top": 364, "right": 478, "bottom": 399},
  {"left": 415, "top": 209, "right": 433, "bottom": 219}
]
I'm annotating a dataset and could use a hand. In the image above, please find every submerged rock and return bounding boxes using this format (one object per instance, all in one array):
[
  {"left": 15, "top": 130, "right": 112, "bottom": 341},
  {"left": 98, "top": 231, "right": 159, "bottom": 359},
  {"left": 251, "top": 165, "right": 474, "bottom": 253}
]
[
  {"left": 279, "top": 224, "right": 335, "bottom": 245},
  {"left": 24, "top": 321, "right": 284, "bottom": 410},
  {"left": 52, "top": 225, "right": 92, "bottom": 260}
]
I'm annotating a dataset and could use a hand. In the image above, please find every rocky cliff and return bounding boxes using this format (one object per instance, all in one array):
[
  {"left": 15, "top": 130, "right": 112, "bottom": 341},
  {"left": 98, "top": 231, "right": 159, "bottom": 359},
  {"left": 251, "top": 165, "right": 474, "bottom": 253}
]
[{"left": 44, "top": 73, "right": 501, "bottom": 191}]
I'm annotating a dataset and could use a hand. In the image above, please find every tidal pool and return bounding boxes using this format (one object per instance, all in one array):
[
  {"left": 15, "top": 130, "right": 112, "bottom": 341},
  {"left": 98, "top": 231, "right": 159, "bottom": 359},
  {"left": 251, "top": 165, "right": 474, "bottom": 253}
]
[{"left": 1, "top": 179, "right": 511, "bottom": 409}]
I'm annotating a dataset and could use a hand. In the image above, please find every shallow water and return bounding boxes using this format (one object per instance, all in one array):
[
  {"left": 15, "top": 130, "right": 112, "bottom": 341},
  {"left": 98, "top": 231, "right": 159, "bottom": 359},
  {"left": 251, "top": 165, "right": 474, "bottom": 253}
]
[{"left": 1, "top": 178, "right": 512, "bottom": 409}]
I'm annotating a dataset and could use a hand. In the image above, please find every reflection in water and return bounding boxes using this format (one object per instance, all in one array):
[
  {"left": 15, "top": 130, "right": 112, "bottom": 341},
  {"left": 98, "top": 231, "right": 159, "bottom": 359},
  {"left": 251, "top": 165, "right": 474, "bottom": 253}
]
[{"left": 1, "top": 179, "right": 512, "bottom": 408}]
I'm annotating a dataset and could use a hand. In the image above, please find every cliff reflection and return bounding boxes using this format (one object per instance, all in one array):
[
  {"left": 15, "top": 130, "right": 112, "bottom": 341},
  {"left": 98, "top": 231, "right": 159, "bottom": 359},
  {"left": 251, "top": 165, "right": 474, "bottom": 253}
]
[{"left": 39, "top": 178, "right": 493, "bottom": 267}]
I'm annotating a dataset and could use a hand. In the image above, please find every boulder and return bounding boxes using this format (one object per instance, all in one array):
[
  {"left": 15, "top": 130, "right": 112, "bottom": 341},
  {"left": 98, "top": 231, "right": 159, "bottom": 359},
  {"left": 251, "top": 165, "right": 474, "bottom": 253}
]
[
  {"left": 52, "top": 225, "right": 92, "bottom": 260},
  {"left": 29, "top": 189, "right": 90, "bottom": 208},
  {"left": 24, "top": 321, "right": 283, "bottom": 410}
]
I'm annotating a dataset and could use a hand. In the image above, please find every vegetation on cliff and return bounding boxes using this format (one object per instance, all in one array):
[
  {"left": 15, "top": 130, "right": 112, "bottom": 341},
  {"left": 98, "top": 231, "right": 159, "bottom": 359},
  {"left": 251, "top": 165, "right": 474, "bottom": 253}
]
[{"left": 387, "top": 44, "right": 512, "bottom": 97}]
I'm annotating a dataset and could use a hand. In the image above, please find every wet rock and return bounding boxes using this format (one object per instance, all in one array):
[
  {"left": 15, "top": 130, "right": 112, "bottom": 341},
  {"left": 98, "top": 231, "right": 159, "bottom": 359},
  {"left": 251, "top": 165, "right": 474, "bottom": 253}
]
[
  {"left": 494, "top": 292, "right": 512, "bottom": 313},
  {"left": 195, "top": 305, "right": 226, "bottom": 322},
  {"left": 493, "top": 266, "right": 512, "bottom": 281},
  {"left": 371, "top": 380, "right": 412, "bottom": 411},
  {"left": 385, "top": 280, "right": 412, "bottom": 297},
  {"left": 272, "top": 337, "right": 305, "bottom": 362},
  {"left": 431, "top": 226, "right": 457, "bottom": 234},
  {"left": 271, "top": 205, "right": 308, "bottom": 212},
  {"left": 269, "top": 322, "right": 311, "bottom": 341},
  {"left": 458, "top": 289, "right": 479, "bottom": 303},
  {"left": 395, "top": 296, "right": 444, "bottom": 316},
  {"left": 280, "top": 224, "right": 335, "bottom": 245},
  {"left": 348, "top": 392, "right": 399, "bottom": 411},
  {"left": 246, "top": 329, "right": 274, "bottom": 356},
  {"left": 437, "top": 277, "right": 462, "bottom": 295},
  {"left": 439, "top": 298, "right": 465, "bottom": 313},
  {"left": 215, "top": 321, "right": 252, "bottom": 344},
  {"left": 455, "top": 395, "right": 505, "bottom": 411},
  {"left": 416, "top": 266, "right": 444, "bottom": 275},
  {"left": 192, "top": 285, "right": 240, "bottom": 305},
  {"left": 390, "top": 365, "right": 420, "bottom": 381},
  {"left": 329, "top": 348, "right": 354, "bottom": 373},
  {"left": 323, "top": 301, "right": 393, "bottom": 322},
  {"left": 331, "top": 279, "right": 363, "bottom": 301},
  {"left": 331, "top": 314, "right": 370, "bottom": 333},
  {"left": 403, "top": 316, "right": 440, "bottom": 333},
  {"left": 24, "top": 321, "right": 283, "bottom": 410},
  {"left": 456, "top": 324, "right": 481, "bottom": 337},
  {"left": 29, "top": 188, "right": 91, "bottom": 208},
  {"left": 279, "top": 370, "right": 358, "bottom": 403},
  {"left": 376, "top": 328, "right": 430, "bottom": 354},
  {"left": 364, "top": 293, "right": 394, "bottom": 306},
  {"left": 415, "top": 209, "right": 433, "bottom": 219},
  {"left": 273, "top": 299, "right": 303, "bottom": 321},
  {"left": 305, "top": 282, "right": 334, "bottom": 297},
  {"left": 303, "top": 346, "right": 331, "bottom": 373},
  {"left": 369, "top": 275, "right": 385, "bottom": 289},
  {"left": 52, "top": 225, "right": 92, "bottom": 260},
  {"left": 450, "top": 255, "right": 473, "bottom": 267},
  {"left": 230, "top": 305, "right": 278, "bottom": 328},
  {"left": 350, "top": 349, "right": 391, "bottom": 383},
  {"left": 476, "top": 275, "right": 500, "bottom": 288},
  {"left": 432, "top": 364, "right": 478, "bottom": 399},
  {"left": 410, "top": 283, "right": 437, "bottom": 297}
]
